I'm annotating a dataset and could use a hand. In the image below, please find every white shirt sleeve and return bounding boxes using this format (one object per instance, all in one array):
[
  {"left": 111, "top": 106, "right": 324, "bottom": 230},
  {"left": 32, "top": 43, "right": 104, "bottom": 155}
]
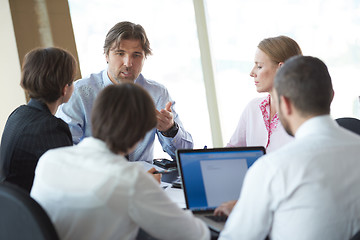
[
  {"left": 128, "top": 170, "right": 210, "bottom": 240},
  {"left": 219, "top": 158, "right": 283, "bottom": 239}
]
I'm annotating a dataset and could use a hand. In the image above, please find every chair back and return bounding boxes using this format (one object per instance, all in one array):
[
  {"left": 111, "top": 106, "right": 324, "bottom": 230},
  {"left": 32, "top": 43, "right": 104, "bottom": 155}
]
[
  {"left": 335, "top": 117, "right": 360, "bottom": 135},
  {"left": 0, "top": 182, "right": 59, "bottom": 240},
  {"left": 351, "top": 230, "right": 360, "bottom": 240}
]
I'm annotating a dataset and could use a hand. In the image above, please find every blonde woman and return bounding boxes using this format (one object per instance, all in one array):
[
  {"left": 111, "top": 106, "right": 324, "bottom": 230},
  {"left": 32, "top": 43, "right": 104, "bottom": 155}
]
[
  {"left": 217, "top": 36, "right": 303, "bottom": 216},
  {"left": 227, "top": 36, "right": 302, "bottom": 153}
]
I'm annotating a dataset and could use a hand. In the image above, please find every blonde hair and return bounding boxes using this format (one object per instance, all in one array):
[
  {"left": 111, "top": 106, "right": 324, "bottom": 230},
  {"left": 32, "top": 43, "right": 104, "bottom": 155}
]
[{"left": 258, "top": 36, "right": 302, "bottom": 63}]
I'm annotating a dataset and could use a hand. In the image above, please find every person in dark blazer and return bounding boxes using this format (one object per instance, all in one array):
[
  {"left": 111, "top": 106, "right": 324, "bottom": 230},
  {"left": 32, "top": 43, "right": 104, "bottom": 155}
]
[{"left": 0, "top": 47, "right": 77, "bottom": 192}]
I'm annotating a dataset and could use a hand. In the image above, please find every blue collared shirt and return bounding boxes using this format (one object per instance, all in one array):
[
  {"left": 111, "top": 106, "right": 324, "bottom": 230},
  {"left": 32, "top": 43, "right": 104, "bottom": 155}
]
[{"left": 56, "top": 69, "right": 193, "bottom": 163}]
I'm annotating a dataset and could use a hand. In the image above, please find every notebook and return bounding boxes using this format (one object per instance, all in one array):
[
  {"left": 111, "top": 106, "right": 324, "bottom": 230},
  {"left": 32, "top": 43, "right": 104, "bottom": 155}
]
[{"left": 176, "top": 146, "right": 266, "bottom": 233}]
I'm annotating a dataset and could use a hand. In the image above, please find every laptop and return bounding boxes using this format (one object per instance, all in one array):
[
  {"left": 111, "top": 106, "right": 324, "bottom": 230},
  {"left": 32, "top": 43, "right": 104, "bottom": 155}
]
[{"left": 176, "top": 146, "right": 266, "bottom": 233}]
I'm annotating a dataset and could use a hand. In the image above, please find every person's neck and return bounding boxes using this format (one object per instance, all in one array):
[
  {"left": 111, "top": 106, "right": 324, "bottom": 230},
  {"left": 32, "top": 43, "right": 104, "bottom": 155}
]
[
  {"left": 290, "top": 112, "right": 317, "bottom": 136},
  {"left": 45, "top": 100, "right": 62, "bottom": 115}
]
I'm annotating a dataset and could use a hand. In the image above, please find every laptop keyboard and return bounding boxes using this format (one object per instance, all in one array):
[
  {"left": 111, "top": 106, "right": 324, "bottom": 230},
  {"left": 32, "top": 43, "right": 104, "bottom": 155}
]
[{"left": 205, "top": 215, "right": 228, "bottom": 222}]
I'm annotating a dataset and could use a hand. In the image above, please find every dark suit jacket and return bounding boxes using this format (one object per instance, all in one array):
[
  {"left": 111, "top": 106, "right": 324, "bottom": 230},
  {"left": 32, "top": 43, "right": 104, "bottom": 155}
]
[{"left": 0, "top": 99, "right": 72, "bottom": 192}]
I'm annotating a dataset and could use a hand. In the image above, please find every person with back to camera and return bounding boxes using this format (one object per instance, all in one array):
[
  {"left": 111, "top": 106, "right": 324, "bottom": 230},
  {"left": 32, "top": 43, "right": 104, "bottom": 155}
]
[
  {"left": 219, "top": 56, "right": 360, "bottom": 240},
  {"left": 30, "top": 83, "right": 210, "bottom": 240},
  {"left": 0, "top": 47, "right": 76, "bottom": 192},
  {"left": 56, "top": 21, "right": 193, "bottom": 163},
  {"left": 215, "top": 36, "right": 303, "bottom": 216}
]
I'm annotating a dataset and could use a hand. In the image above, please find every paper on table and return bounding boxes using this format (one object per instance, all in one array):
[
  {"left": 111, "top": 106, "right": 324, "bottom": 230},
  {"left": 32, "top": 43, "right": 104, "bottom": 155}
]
[
  {"left": 164, "top": 186, "right": 186, "bottom": 209},
  {"left": 138, "top": 161, "right": 164, "bottom": 172},
  {"left": 138, "top": 161, "right": 186, "bottom": 209},
  {"left": 160, "top": 182, "right": 172, "bottom": 189}
]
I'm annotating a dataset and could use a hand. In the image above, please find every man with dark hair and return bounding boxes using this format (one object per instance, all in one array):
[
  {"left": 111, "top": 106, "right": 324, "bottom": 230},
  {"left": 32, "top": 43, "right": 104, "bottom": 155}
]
[
  {"left": 0, "top": 47, "right": 76, "bottom": 192},
  {"left": 219, "top": 56, "right": 360, "bottom": 239},
  {"left": 31, "top": 83, "right": 210, "bottom": 240},
  {"left": 56, "top": 21, "right": 193, "bottom": 162}
]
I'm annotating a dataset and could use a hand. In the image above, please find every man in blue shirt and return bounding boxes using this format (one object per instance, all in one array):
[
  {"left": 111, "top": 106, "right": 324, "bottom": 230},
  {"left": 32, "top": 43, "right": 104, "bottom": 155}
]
[{"left": 56, "top": 21, "right": 193, "bottom": 163}]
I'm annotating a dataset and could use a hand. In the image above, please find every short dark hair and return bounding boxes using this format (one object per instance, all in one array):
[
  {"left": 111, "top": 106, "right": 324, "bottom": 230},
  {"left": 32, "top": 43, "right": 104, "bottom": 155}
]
[
  {"left": 91, "top": 83, "right": 157, "bottom": 154},
  {"left": 274, "top": 56, "right": 333, "bottom": 116},
  {"left": 103, "top": 21, "right": 152, "bottom": 57},
  {"left": 20, "top": 47, "right": 77, "bottom": 103}
]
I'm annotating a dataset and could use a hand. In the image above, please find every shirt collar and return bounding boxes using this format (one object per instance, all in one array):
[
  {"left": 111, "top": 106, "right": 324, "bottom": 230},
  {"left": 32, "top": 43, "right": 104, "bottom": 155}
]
[
  {"left": 79, "top": 137, "right": 117, "bottom": 155},
  {"left": 102, "top": 68, "right": 113, "bottom": 87},
  {"left": 79, "top": 137, "right": 108, "bottom": 150},
  {"left": 259, "top": 94, "right": 271, "bottom": 109},
  {"left": 78, "top": 137, "right": 129, "bottom": 162},
  {"left": 295, "top": 115, "right": 335, "bottom": 139},
  {"left": 258, "top": 94, "right": 279, "bottom": 148},
  {"left": 28, "top": 98, "right": 51, "bottom": 114},
  {"left": 134, "top": 73, "right": 144, "bottom": 85}
]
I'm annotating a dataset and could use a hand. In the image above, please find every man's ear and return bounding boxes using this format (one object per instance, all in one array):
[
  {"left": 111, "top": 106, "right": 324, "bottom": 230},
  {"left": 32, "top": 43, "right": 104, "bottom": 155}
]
[
  {"left": 275, "top": 62, "right": 284, "bottom": 72},
  {"left": 280, "top": 95, "right": 293, "bottom": 115},
  {"left": 330, "top": 89, "right": 335, "bottom": 103},
  {"left": 105, "top": 53, "right": 109, "bottom": 64}
]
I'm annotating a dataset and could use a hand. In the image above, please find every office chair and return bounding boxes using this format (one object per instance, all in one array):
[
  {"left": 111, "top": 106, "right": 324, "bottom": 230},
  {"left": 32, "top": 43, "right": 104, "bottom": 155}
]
[
  {"left": 335, "top": 117, "right": 360, "bottom": 135},
  {"left": 351, "top": 230, "right": 360, "bottom": 240},
  {"left": 0, "top": 182, "right": 60, "bottom": 240}
]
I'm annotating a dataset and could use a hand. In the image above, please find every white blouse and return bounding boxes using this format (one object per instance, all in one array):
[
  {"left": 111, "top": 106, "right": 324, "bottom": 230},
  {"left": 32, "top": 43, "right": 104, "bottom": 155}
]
[{"left": 227, "top": 95, "right": 293, "bottom": 153}]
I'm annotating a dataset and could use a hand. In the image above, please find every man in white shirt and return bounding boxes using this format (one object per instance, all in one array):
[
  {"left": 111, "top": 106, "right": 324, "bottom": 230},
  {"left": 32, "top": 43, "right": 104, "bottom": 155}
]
[{"left": 219, "top": 56, "right": 360, "bottom": 240}]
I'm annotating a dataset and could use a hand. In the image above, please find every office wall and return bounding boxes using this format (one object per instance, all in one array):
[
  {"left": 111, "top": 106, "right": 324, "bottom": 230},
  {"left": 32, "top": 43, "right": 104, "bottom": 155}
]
[
  {"left": 9, "top": 0, "right": 81, "bottom": 70},
  {"left": 0, "top": 0, "right": 81, "bottom": 138},
  {"left": 0, "top": 0, "right": 25, "bottom": 137}
]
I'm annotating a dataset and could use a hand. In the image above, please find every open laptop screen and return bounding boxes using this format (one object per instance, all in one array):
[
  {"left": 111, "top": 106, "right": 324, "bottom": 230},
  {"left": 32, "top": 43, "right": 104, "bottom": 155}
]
[{"left": 176, "top": 147, "right": 265, "bottom": 211}]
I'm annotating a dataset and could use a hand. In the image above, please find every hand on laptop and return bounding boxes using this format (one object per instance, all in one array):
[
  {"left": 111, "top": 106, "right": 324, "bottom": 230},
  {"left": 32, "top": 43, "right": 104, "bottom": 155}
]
[
  {"left": 214, "top": 200, "right": 237, "bottom": 216},
  {"left": 147, "top": 167, "right": 162, "bottom": 184}
]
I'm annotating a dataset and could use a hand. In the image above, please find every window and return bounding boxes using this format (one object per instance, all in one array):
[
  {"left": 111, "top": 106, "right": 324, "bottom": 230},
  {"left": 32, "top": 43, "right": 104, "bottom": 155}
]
[
  {"left": 206, "top": 0, "right": 360, "bottom": 141},
  {"left": 69, "top": 0, "right": 360, "bottom": 157},
  {"left": 68, "top": 0, "right": 212, "bottom": 158}
]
